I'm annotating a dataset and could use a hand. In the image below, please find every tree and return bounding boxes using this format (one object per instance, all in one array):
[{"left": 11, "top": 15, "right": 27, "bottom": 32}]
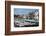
[{"left": 28, "top": 12, "right": 35, "bottom": 19}]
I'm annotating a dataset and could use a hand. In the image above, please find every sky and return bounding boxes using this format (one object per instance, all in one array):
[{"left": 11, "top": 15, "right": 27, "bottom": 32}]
[{"left": 14, "top": 8, "right": 39, "bottom": 15}]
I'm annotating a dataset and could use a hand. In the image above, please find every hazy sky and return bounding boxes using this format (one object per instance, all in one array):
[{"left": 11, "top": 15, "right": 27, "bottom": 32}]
[{"left": 14, "top": 8, "right": 39, "bottom": 15}]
